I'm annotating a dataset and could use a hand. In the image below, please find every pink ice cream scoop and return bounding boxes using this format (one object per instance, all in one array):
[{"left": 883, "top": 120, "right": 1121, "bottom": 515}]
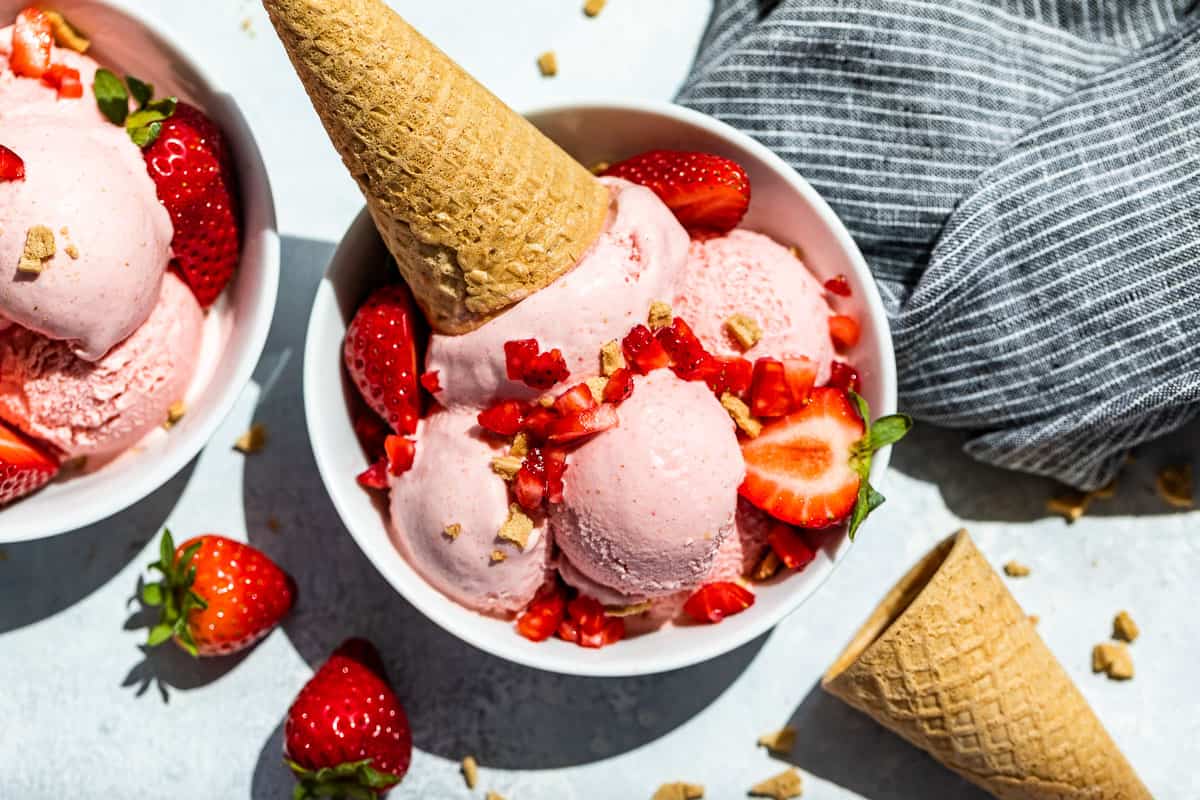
[
  {"left": 424, "top": 177, "right": 689, "bottom": 407},
  {"left": 0, "top": 272, "right": 202, "bottom": 458},
  {"left": 551, "top": 370, "right": 744, "bottom": 600},
  {"left": 390, "top": 408, "right": 552, "bottom": 616},
  {"left": 674, "top": 229, "right": 836, "bottom": 383}
]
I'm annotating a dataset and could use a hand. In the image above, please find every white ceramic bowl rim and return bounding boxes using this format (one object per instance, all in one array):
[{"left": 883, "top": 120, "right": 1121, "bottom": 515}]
[{"left": 304, "top": 99, "right": 896, "bottom": 677}]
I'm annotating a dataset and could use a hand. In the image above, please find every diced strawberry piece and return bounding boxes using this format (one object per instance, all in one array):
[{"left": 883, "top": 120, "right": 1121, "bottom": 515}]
[
  {"left": 578, "top": 617, "right": 625, "bottom": 648},
  {"left": 621, "top": 325, "right": 669, "bottom": 374},
  {"left": 384, "top": 435, "right": 416, "bottom": 476},
  {"left": 767, "top": 524, "right": 817, "bottom": 571},
  {"left": 739, "top": 387, "right": 865, "bottom": 527},
  {"left": 514, "top": 464, "right": 546, "bottom": 510},
  {"left": 343, "top": 285, "right": 422, "bottom": 435},
  {"left": 554, "top": 383, "right": 597, "bottom": 416},
  {"left": 352, "top": 408, "right": 390, "bottom": 461},
  {"left": 749, "top": 358, "right": 795, "bottom": 417},
  {"left": 705, "top": 357, "right": 754, "bottom": 397},
  {"left": 419, "top": 370, "right": 441, "bottom": 394},
  {"left": 41, "top": 64, "right": 82, "bottom": 98},
  {"left": 828, "top": 315, "right": 861, "bottom": 351},
  {"left": 11, "top": 8, "right": 53, "bottom": 79},
  {"left": 603, "top": 150, "right": 751, "bottom": 234},
  {"left": 602, "top": 368, "right": 635, "bottom": 404},
  {"left": 523, "top": 349, "right": 569, "bottom": 390},
  {"left": 824, "top": 275, "right": 852, "bottom": 297},
  {"left": 556, "top": 595, "right": 625, "bottom": 648},
  {"left": 542, "top": 446, "right": 568, "bottom": 504},
  {"left": 356, "top": 457, "right": 390, "bottom": 491},
  {"left": 504, "top": 339, "right": 540, "bottom": 380},
  {"left": 516, "top": 584, "right": 567, "bottom": 642},
  {"left": 828, "top": 361, "right": 862, "bottom": 393},
  {"left": 567, "top": 595, "right": 605, "bottom": 629},
  {"left": 547, "top": 404, "right": 619, "bottom": 444},
  {"left": 478, "top": 399, "right": 528, "bottom": 436},
  {"left": 683, "top": 582, "right": 755, "bottom": 624},
  {"left": 0, "top": 422, "right": 58, "bottom": 506},
  {"left": 782, "top": 357, "right": 817, "bottom": 408},
  {"left": 557, "top": 618, "right": 579, "bottom": 643},
  {"left": 0, "top": 145, "right": 25, "bottom": 182},
  {"left": 520, "top": 407, "right": 558, "bottom": 442},
  {"left": 656, "top": 317, "right": 713, "bottom": 381}
]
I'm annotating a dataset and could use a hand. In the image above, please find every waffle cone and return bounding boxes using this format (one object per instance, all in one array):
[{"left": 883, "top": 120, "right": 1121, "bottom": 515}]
[
  {"left": 823, "top": 530, "right": 1150, "bottom": 800},
  {"left": 262, "top": 0, "right": 610, "bottom": 333}
]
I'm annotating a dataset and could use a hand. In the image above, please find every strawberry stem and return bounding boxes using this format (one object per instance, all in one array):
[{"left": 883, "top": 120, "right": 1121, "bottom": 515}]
[
  {"left": 286, "top": 758, "right": 398, "bottom": 800},
  {"left": 846, "top": 392, "right": 913, "bottom": 539},
  {"left": 141, "top": 528, "right": 208, "bottom": 656}
]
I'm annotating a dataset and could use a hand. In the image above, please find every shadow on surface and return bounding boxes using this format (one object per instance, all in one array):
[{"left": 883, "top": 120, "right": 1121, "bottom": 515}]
[
  {"left": 251, "top": 718, "right": 291, "bottom": 800},
  {"left": 0, "top": 462, "right": 193, "bottom": 635},
  {"left": 782, "top": 684, "right": 990, "bottom": 800},
  {"left": 241, "top": 233, "right": 762, "bottom": 772}
]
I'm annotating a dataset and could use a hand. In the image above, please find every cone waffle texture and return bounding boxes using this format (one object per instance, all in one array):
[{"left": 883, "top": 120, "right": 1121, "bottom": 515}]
[
  {"left": 823, "top": 530, "right": 1150, "bottom": 800},
  {"left": 262, "top": 0, "right": 610, "bottom": 333}
]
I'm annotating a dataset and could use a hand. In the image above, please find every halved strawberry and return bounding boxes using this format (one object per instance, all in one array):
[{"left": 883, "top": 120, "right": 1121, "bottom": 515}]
[
  {"left": 683, "top": 582, "right": 755, "bottom": 624},
  {"left": 622, "top": 325, "right": 669, "bottom": 374},
  {"left": 10, "top": 7, "right": 53, "bottom": 79},
  {"left": 0, "top": 145, "right": 25, "bottom": 182},
  {"left": 602, "top": 368, "right": 635, "bottom": 404},
  {"left": 547, "top": 404, "right": 619, "bottom": 444},
  {"left": 554, "top": 383, "right": 596, "bottom": 416},
  {"left": 740, "top": 387, "right": 911, "bottom": 537},
  {"left": 478, "top": 400, "right": 528, "bottom": 436},
  {"left": 828, "top": 315, "right": 861, "bottom": 351},
  {"left": 603, "top": 150, "right": 750, "bottom": 234},
  {"left": 344, "top": 285, "right": 422, "bottom": 435},
  {"left": 767, "top": 524, "right": 816, "bottom": 571},
  {"left": 0, "top": 422, "right": 58, "bottom": 506},
  {"left": 516, "top": 583, "right": 567, "bottom": 642}
]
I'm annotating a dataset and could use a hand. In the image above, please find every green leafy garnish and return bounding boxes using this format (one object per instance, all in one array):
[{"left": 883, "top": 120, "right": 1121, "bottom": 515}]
[
  {"left": 93, "top": 68, "right": 128, "bottom": 125},
  {"left": 846, "top": 391, "right": 913, "bottom": 539},
  {"left": 91, "top": 71, "right": 176, "bottom": 149},
  {"left": 126, "top": 75, "right": 153, "bottom": 108},
  {"left": 141, "top": 528, "right": 208, "bottom": 656}
]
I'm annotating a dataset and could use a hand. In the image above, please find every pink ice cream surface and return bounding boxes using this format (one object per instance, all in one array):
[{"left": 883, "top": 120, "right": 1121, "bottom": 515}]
[
  {"left": 552, "top": 370, "right": 744, "bottom": 600},
  {"left": 424, "top": 177, "right": 689, "bottom": 407},
  {"left": 0, "top": 272, "right": 203, "bottom": 458},
  {"left": 390, "top": 408, "right": 551, "bottom": 616},
  {"left": 0, "top": 33, "right": 173, "bottom": 361},
  {"left": 674, "top": 229, "right": 836, "bottom": 383}
]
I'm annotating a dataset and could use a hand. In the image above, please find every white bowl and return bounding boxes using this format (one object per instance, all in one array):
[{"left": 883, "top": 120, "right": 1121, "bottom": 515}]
[
  {"left": 304, "top": 101, "right": 897, "bottom": 676},
  {"left": 0, "top": 0, "right": 279, "bottom": 542}
]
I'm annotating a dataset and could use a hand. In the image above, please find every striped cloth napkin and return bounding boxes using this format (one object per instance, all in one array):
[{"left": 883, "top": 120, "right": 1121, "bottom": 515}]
[{"left": 678, "top": 0, "right": 1200, "bottom": 490}]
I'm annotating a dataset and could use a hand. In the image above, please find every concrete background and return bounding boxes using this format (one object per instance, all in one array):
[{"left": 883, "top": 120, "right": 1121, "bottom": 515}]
[{"left": 1, "top": 1, "right": 1197, "bottom": 797}]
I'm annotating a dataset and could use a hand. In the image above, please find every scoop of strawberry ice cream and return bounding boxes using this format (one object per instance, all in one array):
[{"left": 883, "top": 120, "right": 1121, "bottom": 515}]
[
  {"left": 0, "top": 272, "right": 202, "bottom": 458},
  {"left": 674, "top": 229, "right": 836, "bottom": 383},
  {"left": 551, "top": 370, "right": 744, "bottom": 600},
  {"left": 390, "top": 408, "right": 551, "bottom": 616},
  {"left": 424, "top": 177, "right": 689, "bottom": 407}
]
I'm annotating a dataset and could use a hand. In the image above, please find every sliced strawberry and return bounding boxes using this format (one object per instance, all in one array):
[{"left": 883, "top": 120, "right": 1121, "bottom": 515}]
[
  {"left": 656, "top": 317, "right": 713, "bottom": 381},
  {"left": 749, "top": 358, "right": 795, "bottom": 417},
  {"left": 0, "top": 422, "right": 58, "bottom": 506},
  {"left": 767, "top": 524, "right": 817, "bottom": 571},
  {"left": 478, "top": 399, "right": 528, "bottom": 437},
  {"left": 554, "top": 383, "right": 597, "bottom": 416},
  {"left": 603, "top": 150, "right": 750, "bottom": 234},
  {"left": 543, "top": 446, "right": 568, "bottom": 504},
  {"left": 683, "top": 582, "right": 755, "bottom": 624},
  {"left": 547, "top": 404, "right": 619, "bottom": 444},
  {"left": 384, "top": 435, "right": 415, "bottom": 476},
  {"left": 41, "top": 63, "right": 81, "bottom": 98},
  {"left": 828, "top": 361, "right": 861, "bottom": 393},
  {"left": 602, "top": 368, "right": 635, "bottom": 404},
  {"left": 352, "top": 408, "right": 389, "bottom": 462},
  {"left": 504, "top": 338, "right": 540, "bottom": 380},
  {"left": 11, "top": 7, "right": 53, "bottom": 79},
  {"left": 356, "top": 457, "right": 390, "bottom": 491},
  {"left": 343, "top": 284, "right": 422, "bottom": 435},
  {"left": 824, "top": 275, "right": 852, "bottom": 297},
  {"left": 419, "top": 370, "right": 441, "bottom": 394},
  {"left": 621, "top": 324, "right": 669, "bottom": 374},
  {"left": 828, "top": 315, "right": 861, "bottom": 351},
  {"left": 516, "top": 583, "right": 567, "bottom": 642},
  {"left": 0, "top": 145, "right": 25, "bottom": 182},
  {"left": 782, "top": 357, "right": 817, "bottom": 408},
  {"left": 705, "top": 356, "right": 753, "bottom": 397}
]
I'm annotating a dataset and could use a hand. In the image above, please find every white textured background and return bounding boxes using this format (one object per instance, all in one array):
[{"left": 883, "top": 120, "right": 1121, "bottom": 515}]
[{"left": 1, "top": 1, "right": 1197, "bottom": 798}]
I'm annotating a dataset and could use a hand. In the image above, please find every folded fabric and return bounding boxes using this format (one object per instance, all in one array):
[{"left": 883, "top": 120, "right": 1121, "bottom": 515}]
[{"left": 678, "top": 0, "right": 1200, "bottom": 489}]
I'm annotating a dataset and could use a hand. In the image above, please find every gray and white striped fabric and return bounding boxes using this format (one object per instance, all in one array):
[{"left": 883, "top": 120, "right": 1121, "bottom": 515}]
[{"left": 678, "top": 0, "right": 1200, "bottom": 489}]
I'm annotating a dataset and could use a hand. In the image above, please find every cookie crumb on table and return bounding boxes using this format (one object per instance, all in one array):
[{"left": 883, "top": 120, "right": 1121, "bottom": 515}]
[
  {"left": 749, "top": 768, "right": 803, "bottom": 799},
  {"left": 1092, "top": 642, "right": 1134, "bottom": 681},
  {"left": 1113, "top": 610, "right": 1139, "bottom": 643},
  {"left": 233, "top": 423, "right": 268, "bottom": 454},
  {"left": 461, "top": 756, "right": 478, "bottom": 789},
  {"left": 1156, "top": 464, "right": 1193, "bottom": 509},
  {"left": 583, "top": 0, "right": 607, "bottom": 17},
  {"left": 757, "top": 726, "right": 797, "bottom": 754},
  {"left": 485, "top": 793, "right": 505, "bottom": 800},
  {"left": 1003, "top": 560, "right": 1031, "bottom": 578},
  {"left": 725, "top": 313, "right": 762, "bottom": 351},
  {"left": 537, "top": 51, "right": 558, "bottom": 77},
  {"left": 652, "top": 782, "right": 704, "bottom": 800}
]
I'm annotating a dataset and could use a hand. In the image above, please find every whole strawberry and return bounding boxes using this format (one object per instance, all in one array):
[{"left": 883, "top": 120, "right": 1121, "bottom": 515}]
[
  {"left": 344, "top": 285, "right": 423, "bottom": 436},
  {"left": 142, "top": 529, "right": 294, "bottom": 656},
  {"left": 285, "top": 639, "right": 412, "bottom": 798},
  {"left": 603, "top": 150, "right": 751, "bottom": 233}
]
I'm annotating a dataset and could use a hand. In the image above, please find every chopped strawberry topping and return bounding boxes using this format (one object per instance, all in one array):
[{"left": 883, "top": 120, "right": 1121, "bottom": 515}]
[
  {"left": 352, "top": 408, "right": 390, "bottom": 462},
  {"left": 621, "top": 325, "right": 670, "bottom": 374},
  {"left": 520, "top": 407, "right": 558, "bottom": 442},
  {"left": 781, "top": 357, "right": 817, "bottom": 408},
  {"left": 543, "top": 446, "right": 568, "bottom": 504},
  {"left": 41, "top": 63, "right": 81, "bottom": 98},
  {"left": 514, "top": 463, "right": 546, "bottom": 510},
  {"left": 767, "top": 524, "right": 817, "bottom": 571},
  {"left": 558, "top": 595, "right": 624, "bottom": 648},
  {"left": 0, "top": 145, "right": 25, "bottom": 182},
  {"left": 554, "top": 383, "right": 597, "bottom": 416},
  {"left": 683, "top": 582, "right": 755, "bottom": 624},
  {"left": 705, "top": 356, "right": 754, "bottom": 397},
  {"left": 516, "top": 583, "right": 567, "bottom": 642},
  {"left": 602, "top": 368, "right": 635, "bottom": 404},
  {"left": 419, "top": 370, "right": 441, "bottom": 394},
  {"left": 828, "top": 315, "right": 861, "bottom": 351},
  {"left": 10, "top": 8, "right": 53, "bottom": 79},
  {"left": 478, "top": 400, "right": 528, "bottom": 437},
  {"left": 503, "top": 338, "right": 569, "bottom": 390},
  {"left": 356, "top": 457, "right": 390, "bottom": 491},
  {"left": 824, "top": 275, "right": 852, "bottom": 297},
  {"left": 384, "top": 435, "right": 416, "bottom": 476},
  {"left": 547, "top": 404, "right": 619, "bottom": 444},
  {"left": 656, "top": 317, "right": 713, "bottom": 381},
  {"left": 504, "top": 339, "right": 540, "bottom": 380},
  {"left": 828, "top": 361, "right": 862, "bottom": 393},
  {"left": 749, "top": 358, "right": 794, "bottom": 417}
]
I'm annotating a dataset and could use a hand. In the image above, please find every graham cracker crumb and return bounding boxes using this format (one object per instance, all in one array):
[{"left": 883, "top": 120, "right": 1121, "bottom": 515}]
[
  {"left": 1093, "top": 479, "right": 1117, "bottom": 500},
  {"left": 590, "top": 161, "right": 611, "bottom": 176},
  {"left": 648, "top": 301, "right": 673, "bottom": 330},
  {"left": 44, "top": 10, "right": 89, "bottom": 52},
  {"left": 583, "top": 0, "right": 607, "bottom": 17},
  {"left": 509, "top": 433, "right": 529, "bottom": 458},
  {"left": 1113, "top": 610, "right": 1139, "bottom": 643},
  {"left": 586, "top": 376, "right": 609, "bottom": 403},
  {"left": 443, "top": 523, "right": 462, "bottom": 541},
  {"left": 752, "top": 550, "right": 782, "bottom": 581},
  {"left": 1003, "top": 560, "right": 1031, "bottom": 578},
  {"left": 267, "top": 516, "right": 282, "bottom": 532},
  {"left": 757, "top": 726, "right": 797, "bottom": 754},
  {"left": 1046, "top": 489, "right": 1089, "bottom": 523},
  {"left": 61, "top": 455, "right": 88, "bottom": 473},
  {"left": 1092, "top": 642, "right": 1133, "bottom": 681},
  {"left": 1028, "top": 614, "right": 1040, "bottom": 625},
  {"left": 485, "top": 793, "right": 505, "bottom": 800},
  {"left": 652, "top": 783, "right": 704, "bottom": 800},
  {"left": 64, "top": 244, "right": 79, "bottom": 260},
  {"left": 461, "top": 756, "right": 479, "bottom": 789},
  {"left": 600, "top": 340, "right": 627, "bottom": 376},
  {"left": 491, "top": 455, "right": 523, "bottom": 480},
  {"left": 1156, "top": 464, "right": 1193, "bottom": 509},
  {"left": 163, "top": 400, "right": 186, "bottom": 429},
  {"left": 233, "top": 423, "right": 267, "bottom": 454},
  {"left": 240, "top": 17, "right": 256, "bottom": 37},
  {"left": 497, "top": 504, "right": 533, "bottom": 550},
  {"left": 18, "top": 225, "right": 55, "bottom": 274},
  {"left": 788, "top": 245, "right": 804, "bottom": 261},
  {"left": 749, "top": 768, "right": 803, "bottom": 799},
  {"left": 605, "top": 601, "right": 651, "bottom": 617},
  {"left": 725, "top": 313, "right": 762, "bottom": 351},
  {"left": 537, "top": 51, "right": 558, "bottom": 77},
  {"left": 721, "top": 393, "right": 762, "bottom": 438},
  {"left": 490, "top": 549, "right": 507, "bottom": 563},
  {"left": 59, "top": 226, "right": 69, "bottom": 236}
]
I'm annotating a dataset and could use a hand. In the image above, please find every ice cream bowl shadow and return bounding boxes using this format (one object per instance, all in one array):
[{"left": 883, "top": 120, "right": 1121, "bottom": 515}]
[
  {"left": 0, "top": 0, "right": 279, "bottom": 542},
  {"left": 304, "top": 101, "right": 896, "bottom": 677}
]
